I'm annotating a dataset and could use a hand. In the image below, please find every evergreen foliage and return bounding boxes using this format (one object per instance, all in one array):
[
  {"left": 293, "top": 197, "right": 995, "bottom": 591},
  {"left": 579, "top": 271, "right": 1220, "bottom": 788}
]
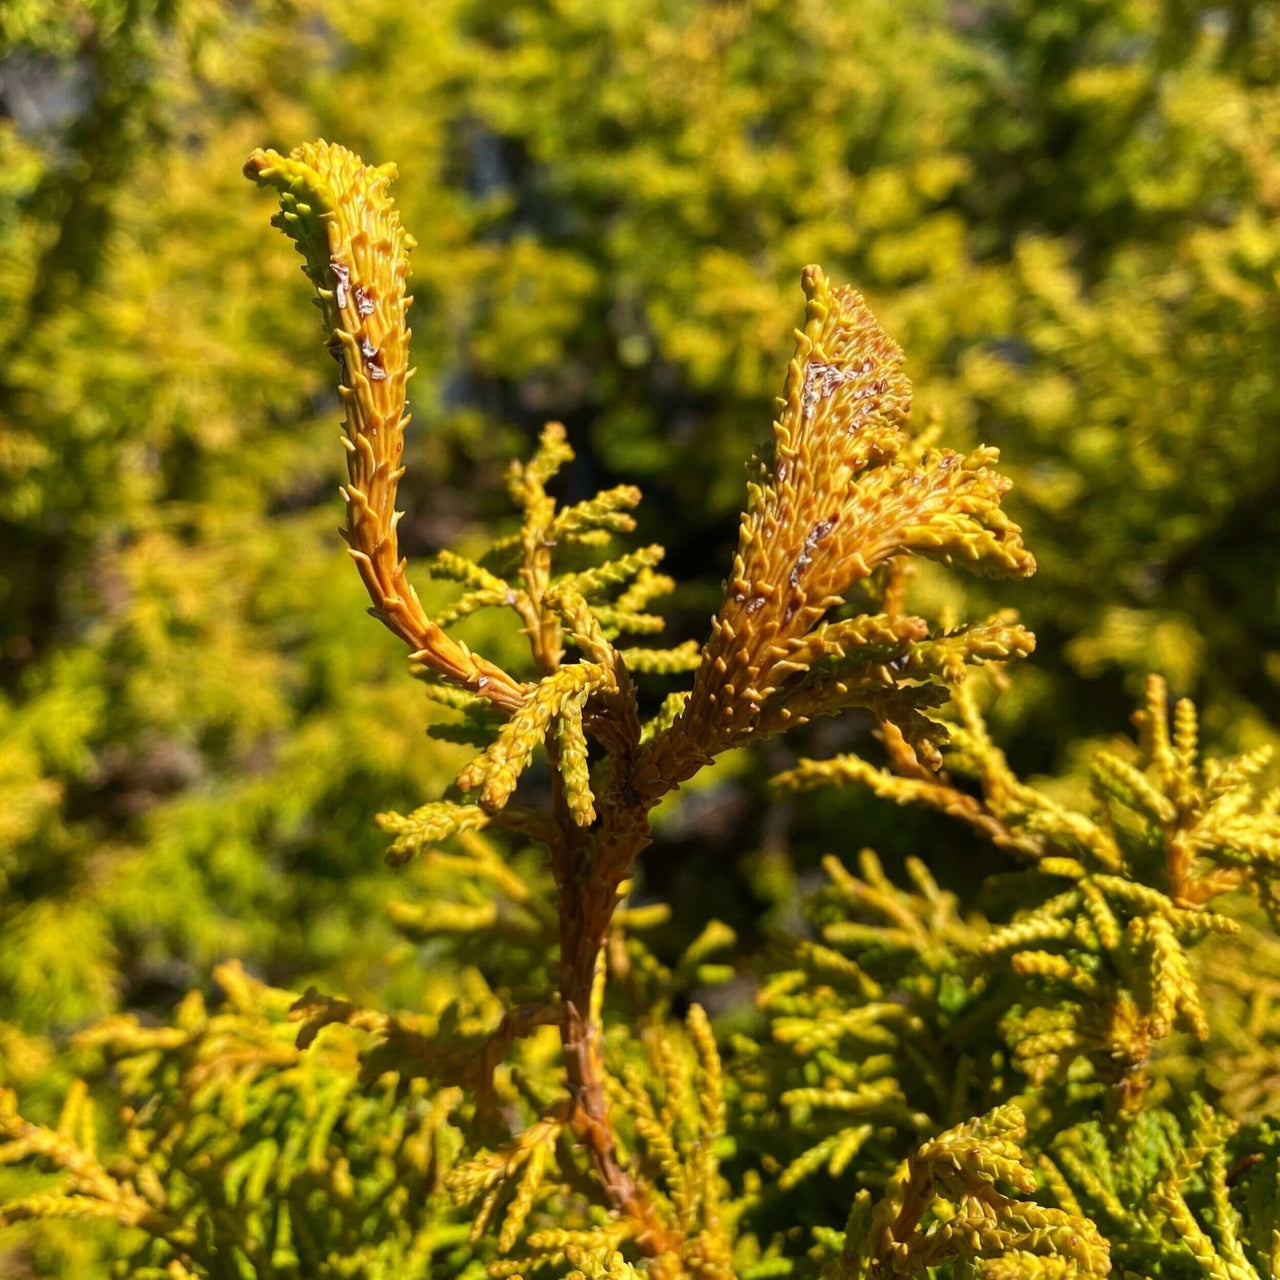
[
  {"left": 5, "top": 130, "right": 1280, "bottom": 1277},
  {"left": 3, "top": 4, "right": 1280, "bottom": 1278}
]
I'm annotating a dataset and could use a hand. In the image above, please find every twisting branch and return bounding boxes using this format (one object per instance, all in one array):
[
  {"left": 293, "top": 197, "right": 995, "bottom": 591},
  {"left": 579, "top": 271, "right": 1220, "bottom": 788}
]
[{"left": 245, "top": 143, "right": 526, "bottom": 713}]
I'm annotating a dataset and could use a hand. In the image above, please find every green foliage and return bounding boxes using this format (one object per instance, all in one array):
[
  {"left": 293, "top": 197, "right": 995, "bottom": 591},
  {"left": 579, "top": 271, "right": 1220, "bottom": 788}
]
[
  {"left": 4, "top": 2, "right": 1280, "bottom": 1278},
  {"left": 0, "top": 857, "right": 743, "bottom": 1276},
  {"left": 12, "top": 669, "right": 1280, "bottom": 1276},
  {"left": 837, "top": 1105, "right": 1110, "bottom": 1280},
  {"left": 1, "top": 965, "right": 478, "bottom": 1279},
  {"left": 742, "top": 682, "right": 1280, "bottom": 1276}
]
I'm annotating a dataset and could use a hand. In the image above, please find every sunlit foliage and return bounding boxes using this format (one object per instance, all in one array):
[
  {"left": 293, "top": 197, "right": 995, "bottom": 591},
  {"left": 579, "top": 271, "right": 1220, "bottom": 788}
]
[{"left": 3, "top": 2, "right": 1280, "bottom": 1276}]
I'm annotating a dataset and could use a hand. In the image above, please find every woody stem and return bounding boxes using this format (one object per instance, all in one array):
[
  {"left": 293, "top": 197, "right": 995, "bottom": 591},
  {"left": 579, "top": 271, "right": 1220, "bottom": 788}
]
[{"left": 555, "top": 803, "right": 674, "bottom": 1252}]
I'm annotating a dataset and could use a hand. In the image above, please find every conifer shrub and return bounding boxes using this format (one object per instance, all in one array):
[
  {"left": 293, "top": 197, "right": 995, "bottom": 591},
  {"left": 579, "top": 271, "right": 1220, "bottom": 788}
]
[
  {"left": 5, "top": 2, "right": 1280, "bottom": 1137},
  {"left": 5, "top": 139, "right": 1280, "bottom": 1279}
]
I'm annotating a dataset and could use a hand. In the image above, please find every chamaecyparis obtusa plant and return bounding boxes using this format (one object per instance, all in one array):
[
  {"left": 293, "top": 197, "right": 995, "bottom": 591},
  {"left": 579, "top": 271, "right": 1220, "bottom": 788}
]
[
  {"left": 5, "top": 140, "right": 1280, "bottom": 1280},
  {"left": 230, "top": 140, "right": 1032, "bottom": 1268}
]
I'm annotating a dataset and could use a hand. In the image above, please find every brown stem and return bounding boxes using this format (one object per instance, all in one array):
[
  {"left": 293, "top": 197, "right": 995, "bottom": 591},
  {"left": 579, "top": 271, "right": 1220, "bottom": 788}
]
[
  {"left": 557, "top": 850, "right": 675, "bottom": 1253},
  {"left": 512, "top": 486, "right": 676, "bottom": 1248},
  {"left": 549, "top": 739, "right": 682, "bottom": 1252}
]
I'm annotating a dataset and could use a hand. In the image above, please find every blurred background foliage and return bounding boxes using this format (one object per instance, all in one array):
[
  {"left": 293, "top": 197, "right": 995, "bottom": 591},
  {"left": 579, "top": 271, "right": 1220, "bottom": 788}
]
[{"left": 1, "top": 0, "right": 1279, "bottom": 1269}]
